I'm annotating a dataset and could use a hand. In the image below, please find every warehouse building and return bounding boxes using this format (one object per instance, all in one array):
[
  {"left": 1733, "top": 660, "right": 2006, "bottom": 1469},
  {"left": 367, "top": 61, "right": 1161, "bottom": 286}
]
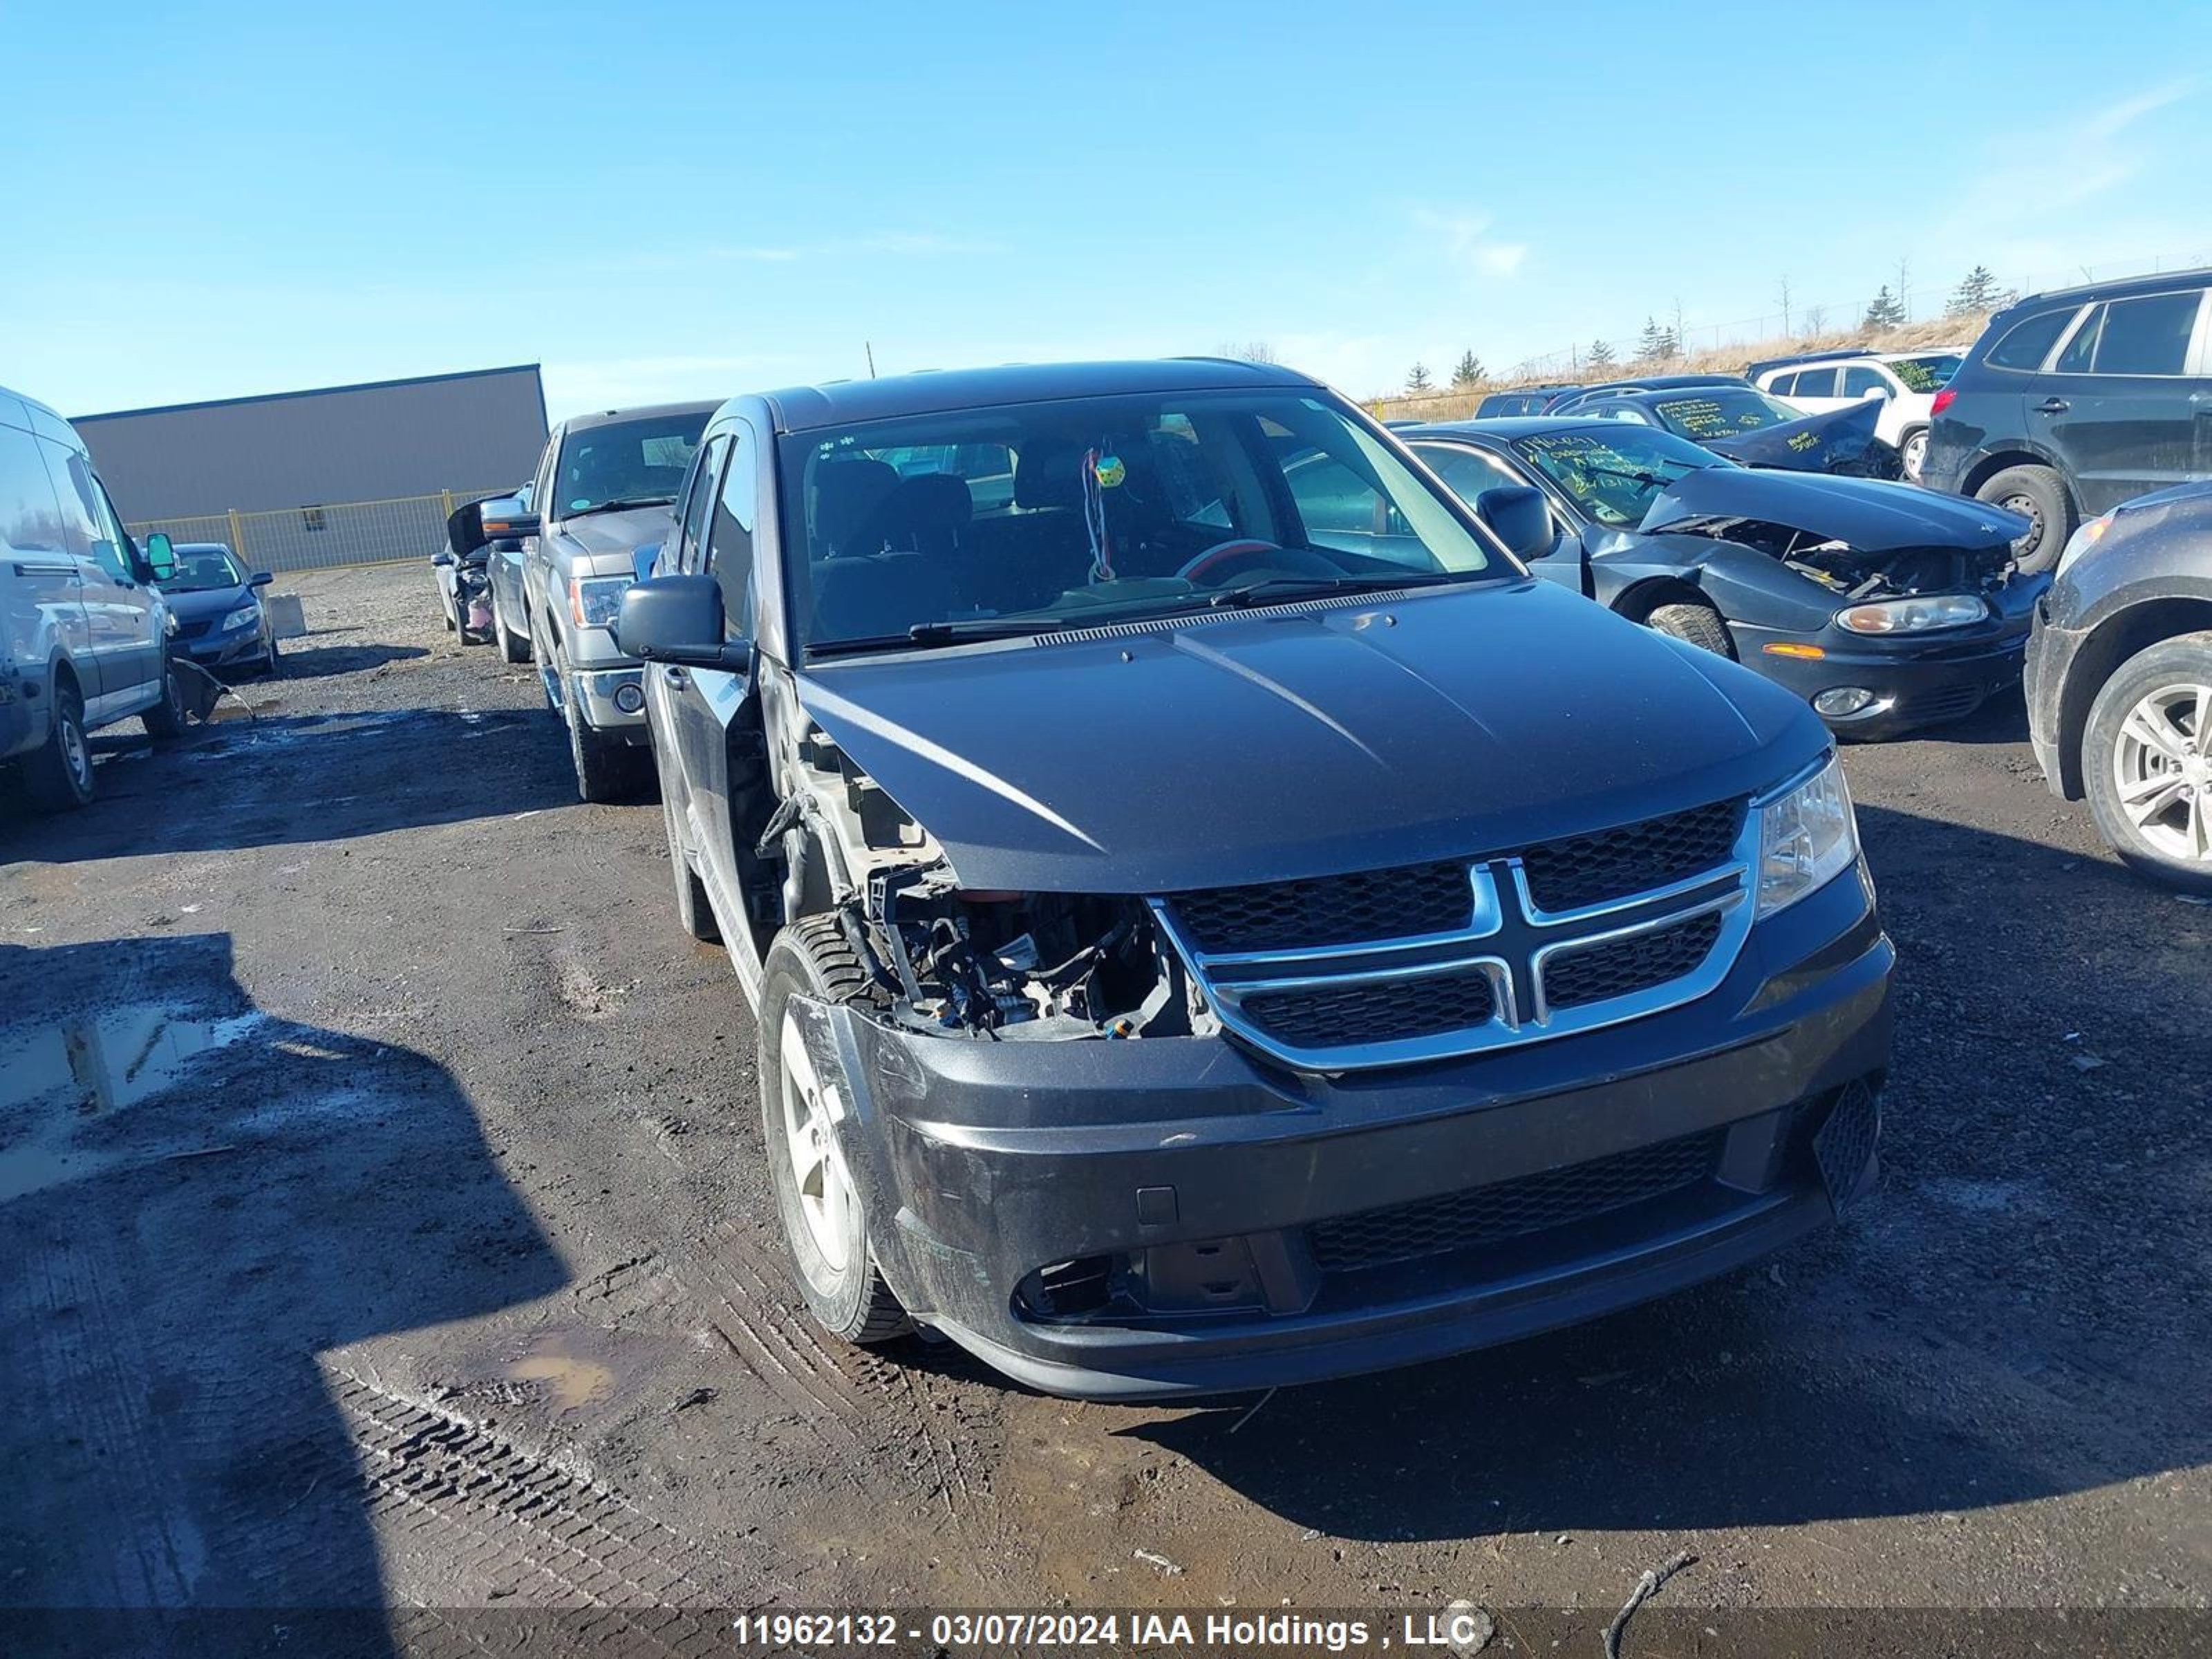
[{"left": 75, "top": 364, "right": 549, "bottom": 572}]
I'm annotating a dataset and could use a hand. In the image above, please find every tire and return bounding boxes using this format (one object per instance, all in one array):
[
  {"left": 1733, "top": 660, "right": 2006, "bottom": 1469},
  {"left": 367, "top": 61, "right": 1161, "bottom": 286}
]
[
  {"left": 494, "top": 586, "right": 531, "bottom": 664},
  {"left": 557, "top": 647, "right": 644, "bottom": 803},
  {"left": 1644, "top": 602, "right": 1736, "bottom": 659},
  {"left": 657, "top": 755, "right": 722, "bottom": 942},
  {"left": 1899, "top": 427, "right": 1929, "bottom": 482},
  {"left": 140, "top": 648, "right": 187, "bottom": 740},
  {"left": 1976, "top": 463, "right": 2074, "bottom": 575},
  {"left": 757, "top": 917, "right": 910, "bottom": 1346},
  {"left": 263, "top": 633, "right": 281, "bottom": 677},
  {"left": 21, "top": 676, "right": 95, "bottom": 811},
  {"left": 2080, "top": 631, "right": 2212, "bottom": 895}
]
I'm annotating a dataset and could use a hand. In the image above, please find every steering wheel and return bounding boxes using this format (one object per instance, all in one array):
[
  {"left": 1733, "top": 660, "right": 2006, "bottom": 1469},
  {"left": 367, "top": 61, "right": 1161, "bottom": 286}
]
[{"left": 1175, "top": 538, "right": 1338, "bottom": 586}]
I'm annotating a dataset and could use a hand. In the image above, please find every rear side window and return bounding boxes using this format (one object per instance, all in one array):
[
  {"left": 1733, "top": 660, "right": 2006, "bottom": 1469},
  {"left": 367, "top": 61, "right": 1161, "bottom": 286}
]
[
  {"left": 1792, "top": 368, "right": 1839, "bottom": 397},
  {"left": 2089, "top": 290, "right": 2200, "bottom": 375},
  {"left": 1985, "top": 307, "right": 2079, "bottom": 371},
  {"left": 0, "top": 425, "right": 68, "bottom": 556},
  {"left": 2054, "top": 306, "right": 2103, "bottom": 374},
  {"left": 1412, "top": 443, "right": 1524, "bottom": 504}
]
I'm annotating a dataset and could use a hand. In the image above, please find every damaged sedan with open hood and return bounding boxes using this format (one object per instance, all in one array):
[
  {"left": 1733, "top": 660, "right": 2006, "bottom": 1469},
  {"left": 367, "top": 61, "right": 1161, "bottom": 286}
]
[
  {"left": 615, "top": 361, "right": 1893, "bottom": 1399},
  {"left": 1407, "top": 418, "right": 2047, "bottom": 738}
]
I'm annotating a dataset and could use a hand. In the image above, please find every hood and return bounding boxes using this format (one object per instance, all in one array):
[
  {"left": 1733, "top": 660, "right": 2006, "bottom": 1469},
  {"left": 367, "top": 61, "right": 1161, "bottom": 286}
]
[
  {"left": 796, "top": 581, "right": 1825, "bottom": 893},
  {"left": 1640, "top": 465, "right": 2030, "bottom": 552},
  {"left": 160, "top": 584, "right": 254, "bottom": 619},
  {"left": 1702, "top": 399, "right": 1893, "bottom": 475},
  {"left": 554, "top": 504, "right": 677, "bottom": 577}
]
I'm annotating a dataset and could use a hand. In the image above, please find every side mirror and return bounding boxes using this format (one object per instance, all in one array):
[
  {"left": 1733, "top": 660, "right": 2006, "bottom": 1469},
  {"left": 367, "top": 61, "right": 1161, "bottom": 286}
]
[
  {"left": 1474, "top": 485, "right": 1556, "bottom": 561},
  {"left": 1862, "top": 385, "right": 1891, "bottom": 401},
  {"left": 249, "top": 571, "right": 274, "bottom": 588},
  {"left": 447, "top": 499, "right": 540, "bottom": 557},
  {"left": 630, "top": 543, "right": 662, "bottom": 584},
  {"left": 614, "top": 574, "right": 738, "bottom": 668},
  {"left": 144, "top": 532, "right": 177, "bottom": 581},
  {"left": 431, "top": 550, "right": 456, "bottom": 568}
]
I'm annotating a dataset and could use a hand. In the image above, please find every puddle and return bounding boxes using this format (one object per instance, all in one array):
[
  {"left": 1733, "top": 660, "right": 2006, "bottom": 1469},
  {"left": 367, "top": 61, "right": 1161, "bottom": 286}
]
[
  {"left": 506, "top": 1336, "right": 619, "bottom": 1413},
  {"left": 1, "top": 1006, "right": 265, "bottom": 1116}
]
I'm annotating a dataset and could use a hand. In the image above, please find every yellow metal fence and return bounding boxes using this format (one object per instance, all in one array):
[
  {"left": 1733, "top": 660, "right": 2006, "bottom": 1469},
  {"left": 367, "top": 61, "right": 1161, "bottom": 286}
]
[{"left": 125, "top": 488, "right": 510, "bottom": 575}]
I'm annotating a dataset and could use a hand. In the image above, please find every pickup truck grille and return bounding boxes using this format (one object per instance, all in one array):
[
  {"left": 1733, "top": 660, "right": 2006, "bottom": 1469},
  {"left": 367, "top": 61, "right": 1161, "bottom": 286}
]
[{"left": 1154, "top": 797, "right": 1754, "bottom": 1071}]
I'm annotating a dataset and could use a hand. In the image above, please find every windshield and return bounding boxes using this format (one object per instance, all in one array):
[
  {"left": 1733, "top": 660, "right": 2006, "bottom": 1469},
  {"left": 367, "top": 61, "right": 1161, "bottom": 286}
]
[
  {"left": 1511, "top": 428, "right": 1725, "bottom": 527},
  {"left": 780, "top": 389, "right": 1506, "bottom": 655},
  {"left": 552, "top": 413, "right": 707, "bottom": 516},
  {"left": 1889, "top": 354, "right": 1962, "bottom": 393},
  {"left": 158, "top": 545, "right": 247, "bottom": 592},
  {"left": 1646, "top": 387, "right": 1806, "bottom": 440}
]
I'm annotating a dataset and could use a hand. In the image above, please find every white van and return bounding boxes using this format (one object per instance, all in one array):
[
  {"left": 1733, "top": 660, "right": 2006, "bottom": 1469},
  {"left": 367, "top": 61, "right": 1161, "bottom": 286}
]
[{"left": 2, "top": 384, "right": 187, "bottom": 809}]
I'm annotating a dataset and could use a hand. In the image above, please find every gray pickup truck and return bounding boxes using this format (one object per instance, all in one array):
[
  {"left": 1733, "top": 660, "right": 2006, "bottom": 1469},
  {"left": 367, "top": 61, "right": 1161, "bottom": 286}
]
[
  {"left": 450, "top": 401, "right": 715, "bottom": 800},
  {"left": 3, "top": 383, "right": 187, "bottom": 810}
]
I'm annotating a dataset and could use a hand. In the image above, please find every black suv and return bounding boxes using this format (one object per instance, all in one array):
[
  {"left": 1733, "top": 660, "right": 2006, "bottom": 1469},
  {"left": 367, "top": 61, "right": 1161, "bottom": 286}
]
[
  {"left": 1922, "top": 269, "right": 2212, "bottom": 572},
  {"left": 615, "top": 359, "right": 1893, "bottom": 1399}
]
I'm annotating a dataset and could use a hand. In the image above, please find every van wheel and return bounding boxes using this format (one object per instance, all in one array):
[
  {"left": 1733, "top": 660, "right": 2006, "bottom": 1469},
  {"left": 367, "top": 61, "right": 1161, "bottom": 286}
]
[
  {"left": 1644, "top": 602, "right": 1737, "bottom": 659},
  {"left": 23, "top": 678, "right": 95, "bottom": 811},
  {"left": 657, "top": 760, "right": 722, "bottom": 942},
  {"left": 1976, "top": 464, "right": 2074, "bottom": 575},
  {"left": 2081, "top": 632, "right": 2212, "bottom": 895},
  {"left": 141, "top": 649, "right": 188, "bottom": 740},
  {"left": 758, "top": 917, "right": 910, "bottom": 1346}
]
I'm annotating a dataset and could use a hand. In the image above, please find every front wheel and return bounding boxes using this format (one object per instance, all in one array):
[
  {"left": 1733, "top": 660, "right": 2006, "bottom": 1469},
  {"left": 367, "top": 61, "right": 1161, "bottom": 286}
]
[
  {"left": 140, "top": 648, "right": 188, "bottom": 739},
  {"left": 758, "top": 917, "right": 911, "bottom": 1346},
  {"left": 2081, "top": 632, "right": 2212, "bottom": 894},
  {"left": 1644, "top": 601, "right": 1736, "bottom": 659}
]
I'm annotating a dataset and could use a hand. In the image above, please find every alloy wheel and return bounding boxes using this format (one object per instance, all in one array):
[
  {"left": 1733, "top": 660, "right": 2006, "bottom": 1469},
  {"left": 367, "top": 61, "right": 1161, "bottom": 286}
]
[
  {"left": 778, "top": 1011, "right": 854, "bottom": 1273},
  {"left": 2111, "top": 682, "right": 2212, "bottom": 862}
]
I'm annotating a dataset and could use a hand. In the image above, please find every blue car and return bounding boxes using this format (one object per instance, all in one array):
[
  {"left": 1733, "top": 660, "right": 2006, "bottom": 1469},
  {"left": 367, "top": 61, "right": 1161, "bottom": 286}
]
[{"left": 156, "top": 543, "right": 279, "bottom": 677}]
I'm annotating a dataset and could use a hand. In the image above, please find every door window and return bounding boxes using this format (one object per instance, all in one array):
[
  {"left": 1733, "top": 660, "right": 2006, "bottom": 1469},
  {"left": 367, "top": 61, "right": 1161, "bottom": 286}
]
[
  {"left": 2054, "top": 305, "right": 2103, "bottom": 374},
  {"left": 0, "top": 428, "right": 69, "bottom": 556},
  {"left": 39, "top": 442, "right": 129, "bottom": 580},
  {"left": 1790, "top": 367, "right": 1839, "bottom": 397},
  {"left": 1839, "top": 365, "right": 1888, "bottom": 397},
  {"left": 2090, "top": 290, "right": 2201, "bottom": 375},
  {"left": 1412, "top": 443, "right": 1524, "bottom": 503},
  {"left": 673, "top": 435, "right": 730, "bottom": 574},
  {"left": 703, "top": 431, "right": 757, "bottom": 640}
]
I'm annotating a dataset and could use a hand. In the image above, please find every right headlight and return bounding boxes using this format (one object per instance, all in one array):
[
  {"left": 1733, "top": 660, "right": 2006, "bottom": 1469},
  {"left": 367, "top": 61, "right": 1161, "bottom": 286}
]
[
  {"left": 1756, "top": 754, "right": 1859, "bottom": 919},
  {"left": 1835, "top": 594, "right": 1987, "bottom": 635},
  {"left": 2053, "top": 511, "right": 2113, "bottom": 579}
]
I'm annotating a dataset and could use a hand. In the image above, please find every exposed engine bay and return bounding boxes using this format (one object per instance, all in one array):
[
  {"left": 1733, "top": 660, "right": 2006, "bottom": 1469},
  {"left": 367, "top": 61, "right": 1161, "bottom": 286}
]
[
  {"left": 1680, "top": 517, "right": 2017, "bottom": 601},
  {"left": 769, "top": 715, "right": 1198, "bottom": 1042}
]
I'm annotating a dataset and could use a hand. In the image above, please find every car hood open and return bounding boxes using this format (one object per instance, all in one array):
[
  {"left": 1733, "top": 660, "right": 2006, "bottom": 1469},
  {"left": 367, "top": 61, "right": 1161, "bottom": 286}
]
[
  {"left": 1640, "top": 465, "right": 2030, "bottom": 552},
  {"left": 1700, "top": 398, "right": 1891, "bottom": 475},
  {"left": 795, "top": 581, "right": 1823, "bottom": 893}
]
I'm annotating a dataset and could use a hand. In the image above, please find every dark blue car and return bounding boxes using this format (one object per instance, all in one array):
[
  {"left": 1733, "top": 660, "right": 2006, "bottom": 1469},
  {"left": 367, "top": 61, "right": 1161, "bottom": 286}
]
[
  {"left": 1548, "top": 377, "right": 1905, "bottom": 480},
  {"left": 156, "top": 543, "right": 279, "bottom": 677}
]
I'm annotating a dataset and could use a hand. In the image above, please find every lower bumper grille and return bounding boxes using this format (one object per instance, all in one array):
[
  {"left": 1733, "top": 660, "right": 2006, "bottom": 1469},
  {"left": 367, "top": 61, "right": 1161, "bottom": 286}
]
[
  {"left": 1309, "top": 1127, "right": 1727, "bottom": 1274},
  {"left": 1897, "top": 682, "right": 1989, "bottom": 725},
  {"left": 1810, "top": 1079, "right": 1880, "bottom": 1210}
]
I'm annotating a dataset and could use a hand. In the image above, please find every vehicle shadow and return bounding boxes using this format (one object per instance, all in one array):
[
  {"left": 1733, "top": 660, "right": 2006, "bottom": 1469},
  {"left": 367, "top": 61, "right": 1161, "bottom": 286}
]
[
  {"left": 1123, "top": 800, "right": 2211, "bottom": 1543},
  {"left": 0, "top": 705, "right": 580, "bottom": 864},
  {"left": 270, "top": 641, "right": 430, "bottom": 679},
  {"left": 0, "top": 932, "right": 568, "bottom": 1647}
]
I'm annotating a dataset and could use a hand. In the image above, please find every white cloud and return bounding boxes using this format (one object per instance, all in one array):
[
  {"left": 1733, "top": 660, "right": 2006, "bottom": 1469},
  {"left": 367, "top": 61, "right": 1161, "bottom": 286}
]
[{"left": 1412, "top": 207, "right": 1528, "bottom": 281}]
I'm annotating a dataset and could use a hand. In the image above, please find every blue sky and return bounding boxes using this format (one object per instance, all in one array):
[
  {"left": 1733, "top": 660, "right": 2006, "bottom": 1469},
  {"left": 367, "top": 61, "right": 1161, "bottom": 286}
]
[{"left": 8, "top": 1, "right": 2209, "bottom": 418}]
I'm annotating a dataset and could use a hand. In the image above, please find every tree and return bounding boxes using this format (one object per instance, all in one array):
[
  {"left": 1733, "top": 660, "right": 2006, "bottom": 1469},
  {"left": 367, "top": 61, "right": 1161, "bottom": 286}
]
[
  {"left": 1947, "top": 265, "right": 2003, "bottom": 317},
  {"left": 1862, "top": 285, "right": 1906, "bottom": 328},
  {"left": 1588, "top": 337, "right": 1618, "bottom": 371},
  {"left": 1451, "top": 350, "right": 1486, "bottom": 388},
  {"left": 1215, "top": 340, "right": 1278, "bottom": 364},
  {"left": 1803, "top": 304, "right": 1828, "bottom": 335},
  {"left": 1635, "top": 316, "right": 1671, "bottom": 362},
  {"left": 1406, "top": 362, "right": 1434, "bottom": 394},
  {"left": 1778, "top": 274, "right": 1793, "bottom": 337}
]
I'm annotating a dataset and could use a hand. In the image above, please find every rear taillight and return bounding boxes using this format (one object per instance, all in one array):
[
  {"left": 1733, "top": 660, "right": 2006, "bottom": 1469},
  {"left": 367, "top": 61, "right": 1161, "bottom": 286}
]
[{"left": 1930, "top": 389, "right": 1956, "bottom": 418}]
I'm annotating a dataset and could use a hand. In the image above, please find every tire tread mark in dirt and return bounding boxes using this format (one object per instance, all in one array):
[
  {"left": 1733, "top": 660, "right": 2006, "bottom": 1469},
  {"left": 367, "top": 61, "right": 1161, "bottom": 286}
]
[
  {"left": 331, "top": 1371, "right": 739, "bottom": 1607},
  {"left": 21, "top": 1240, "right": 202, "bottom": 1606}
]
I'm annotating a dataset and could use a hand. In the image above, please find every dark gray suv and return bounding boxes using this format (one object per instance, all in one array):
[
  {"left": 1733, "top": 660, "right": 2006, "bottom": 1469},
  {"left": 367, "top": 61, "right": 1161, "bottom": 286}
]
[
  {"left": 1922, "top": 269, "right": 2212, "bottom": 573},
  {"left": 613, "top": 359, "right": 1894, "bottom": 1400}
]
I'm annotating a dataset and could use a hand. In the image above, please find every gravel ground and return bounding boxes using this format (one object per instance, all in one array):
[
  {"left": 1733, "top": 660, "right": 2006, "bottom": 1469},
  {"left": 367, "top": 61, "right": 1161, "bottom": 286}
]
[{"left": 2, "top": 560, "right": 2207, "bottom": 1649}]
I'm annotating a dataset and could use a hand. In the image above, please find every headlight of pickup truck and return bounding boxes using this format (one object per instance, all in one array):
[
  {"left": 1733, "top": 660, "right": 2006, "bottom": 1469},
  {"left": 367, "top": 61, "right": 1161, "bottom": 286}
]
[
  {"left": 570, "top": 575, "right": 632, "bottom": 629},
  {"left": 1834, "top": 594, "right": 1987, "bottom": 635},
  {"left": 221, "top": 606, "right": 259, "bottom": 632},
  {"left": 1756, "top": 755, "right": 1859, "bottom": 919}
]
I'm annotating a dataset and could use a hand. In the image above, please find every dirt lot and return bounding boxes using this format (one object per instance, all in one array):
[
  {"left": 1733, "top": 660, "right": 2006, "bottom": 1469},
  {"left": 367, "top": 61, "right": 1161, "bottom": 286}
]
[{"left": 3, "top": 561, "right": 2208, "bottom": 1646}]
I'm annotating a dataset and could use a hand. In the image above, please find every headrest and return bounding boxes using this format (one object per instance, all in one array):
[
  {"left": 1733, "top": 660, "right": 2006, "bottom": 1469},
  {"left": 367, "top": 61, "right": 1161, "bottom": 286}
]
[
  {"left": 813, "top": 458, "right": 900, "bottom": 552},
  {"left": 1013, "top": 440, "right": 1091, "bottom": 511}
]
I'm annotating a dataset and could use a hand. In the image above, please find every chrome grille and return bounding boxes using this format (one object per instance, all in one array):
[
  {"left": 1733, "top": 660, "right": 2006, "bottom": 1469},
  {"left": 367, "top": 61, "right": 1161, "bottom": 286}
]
[{"left": 1152, "top": 796, "right": 1756, "bottom": 1071}]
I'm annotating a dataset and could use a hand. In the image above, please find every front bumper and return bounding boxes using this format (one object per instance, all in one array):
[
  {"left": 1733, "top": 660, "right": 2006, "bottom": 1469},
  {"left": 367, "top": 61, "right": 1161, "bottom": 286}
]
[
  {"left": 802, "top": 865, "right": 1891, "bottom": 1400},
  {"left": 2023, "top": 601, "right": 2087, "bottom": 797},
  {"left": 177, "top": 625, "right": 267, "bottom": 671},
  {"left": 1732, "top": 579, "right": 2045, "bottom": 738}
]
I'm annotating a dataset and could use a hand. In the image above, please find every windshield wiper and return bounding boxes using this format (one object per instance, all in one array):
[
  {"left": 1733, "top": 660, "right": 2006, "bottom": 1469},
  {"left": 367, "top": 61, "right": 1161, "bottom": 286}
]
[
  {"left": 563, "top": 495, "right": 674, "bottom": 520},
  {"left": 809, "top": 617, "right": 1068, "bottom": 657},
  {"left": 1203, "top": 571, "right": 1468, "bottom": 608}
]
